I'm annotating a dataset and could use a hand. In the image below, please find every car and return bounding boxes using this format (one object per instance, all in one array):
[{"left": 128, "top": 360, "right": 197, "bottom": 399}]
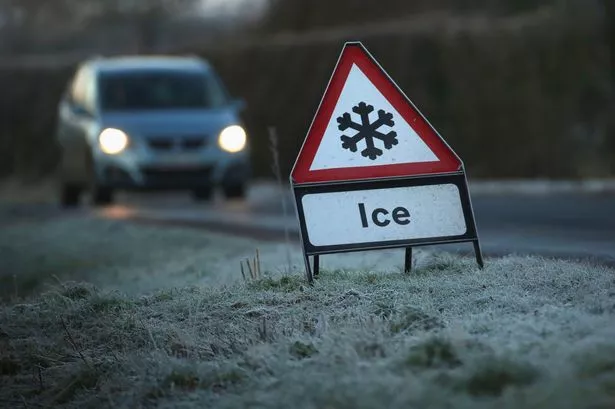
[{"left": 55, "top": 55, "right": 251, "bottom": 207}]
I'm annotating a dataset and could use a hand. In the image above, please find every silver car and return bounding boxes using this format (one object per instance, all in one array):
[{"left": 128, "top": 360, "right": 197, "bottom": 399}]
[{"left": 55, "top": 55, "right": 251, "bottom": 207}]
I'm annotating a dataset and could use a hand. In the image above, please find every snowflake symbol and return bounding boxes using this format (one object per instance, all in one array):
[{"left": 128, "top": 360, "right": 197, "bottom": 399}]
[{"left": 337, "top": 101, "right": 398, "bottom": 160}]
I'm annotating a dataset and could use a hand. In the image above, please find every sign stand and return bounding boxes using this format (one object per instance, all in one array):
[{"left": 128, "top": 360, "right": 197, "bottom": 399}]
[
  {"left": 404, "top": 247, "right": 413, "bottom": 273},
  {"left": 290, "top": 41, "right": 484, "bottom": 284}
]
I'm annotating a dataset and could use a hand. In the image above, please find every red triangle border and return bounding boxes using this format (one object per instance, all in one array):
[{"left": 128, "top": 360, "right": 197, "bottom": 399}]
[{"left": 291, "top": 42, "right": 462, "bottom": 185}]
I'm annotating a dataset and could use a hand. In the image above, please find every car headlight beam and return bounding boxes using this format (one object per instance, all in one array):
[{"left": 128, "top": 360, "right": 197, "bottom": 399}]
[
  {"left": 99, "top": 128, "right": 129, "bottom": 155},
  {"left": 218, "top": 125, "right": 247, "bottom": 153}
]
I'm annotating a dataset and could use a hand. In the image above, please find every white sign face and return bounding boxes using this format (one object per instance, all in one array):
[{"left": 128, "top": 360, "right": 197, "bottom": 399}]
[
  {"left": 309, "top": 63, "right": 438, "bottom": 171},
  {"left": 301, "top": 184, "right": 467, "bottom": 247}
]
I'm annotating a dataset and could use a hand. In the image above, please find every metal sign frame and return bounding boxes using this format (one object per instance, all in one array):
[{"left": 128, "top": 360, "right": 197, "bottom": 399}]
[
  {"left": 289, "top": 41, "right": 483, "bottom": 284},
  {"left": 291, "top": 173, "right": 483, "bottom": 283}
]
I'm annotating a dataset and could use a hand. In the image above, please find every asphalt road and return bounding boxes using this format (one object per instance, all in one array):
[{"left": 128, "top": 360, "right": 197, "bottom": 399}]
[
  {"left": 84, "top": 182, "right": 615, "bottom": 266},
  {"left": 2, "top": 182, "right": 614, "bottom": 265}
]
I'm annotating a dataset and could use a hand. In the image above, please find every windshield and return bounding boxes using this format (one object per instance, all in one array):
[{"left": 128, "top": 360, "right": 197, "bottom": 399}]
[{"left": 98, "top": 69, "right": 230, "bottom": 111}]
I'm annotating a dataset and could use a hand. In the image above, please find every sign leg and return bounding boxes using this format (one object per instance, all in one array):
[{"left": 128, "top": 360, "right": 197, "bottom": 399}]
[
  {"left": 313, "top": 255, "right": 320, "bottom": 277},
  {"left": 303, "top": 252, "right": 314, "bottom": 284},
  {"left": 404, "top": 247, "right": 413, "bottom": 273},
  {"left": 473, "top": 240, "right": 484, "bottom": 269}
]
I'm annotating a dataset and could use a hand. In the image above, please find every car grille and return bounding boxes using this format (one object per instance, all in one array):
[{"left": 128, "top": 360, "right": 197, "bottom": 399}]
[
  {"left": 149, "top": 139, "right": 174, "bottom": 151},
  {"left": 147, "top": 136, "right": 207, "bottom": 152}
]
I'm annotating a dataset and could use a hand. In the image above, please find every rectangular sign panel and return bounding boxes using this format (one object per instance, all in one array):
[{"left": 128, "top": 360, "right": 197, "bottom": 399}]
[{"left": 301, "top": 184, "right": 467, "bottom": 247}]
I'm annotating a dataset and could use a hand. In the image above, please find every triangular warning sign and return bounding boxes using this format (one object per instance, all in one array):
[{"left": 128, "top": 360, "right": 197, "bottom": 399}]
[{"left": 291, "top": 42, "right": 462, "bottom": 185}]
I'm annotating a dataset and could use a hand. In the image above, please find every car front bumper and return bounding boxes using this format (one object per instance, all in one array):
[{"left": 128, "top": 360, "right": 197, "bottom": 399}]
[{"left": 94, "top": 149, "right": 251, "bottom": 190}]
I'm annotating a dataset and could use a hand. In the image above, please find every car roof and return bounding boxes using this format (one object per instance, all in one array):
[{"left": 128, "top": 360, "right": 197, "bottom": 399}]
[{"left": 85, "top": 55, "right": 212, "bottom": 75}]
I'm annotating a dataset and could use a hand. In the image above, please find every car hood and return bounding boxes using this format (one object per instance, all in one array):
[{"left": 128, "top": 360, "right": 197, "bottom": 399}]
[{"left": 99, "top": 109, "right": 240, "bottom": 139}]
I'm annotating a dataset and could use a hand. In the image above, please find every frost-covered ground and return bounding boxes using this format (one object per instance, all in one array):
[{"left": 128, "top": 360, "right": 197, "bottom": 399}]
[
  {"left": 1, "top": 216, "right": 615, "bottom": 408},
  {"left": 0, "top": 216, "right": 427, "bottom": 298}
]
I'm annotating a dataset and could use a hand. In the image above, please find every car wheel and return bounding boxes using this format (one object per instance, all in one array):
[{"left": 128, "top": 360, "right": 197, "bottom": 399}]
[
  {"left": 60, "top": 183, "right": 82, "bottom": 208},
  {"left": 92, "top": 186, "right": 114, "bottom": 206},
  {"left": 84, "top": 152, "right": 114, "bottom": 206},
  {"left": 223, "top": 184, "right": 246, "bottom": 200},
  {"left": 192, "top": 187, "right": 213, "bottom": 201}
]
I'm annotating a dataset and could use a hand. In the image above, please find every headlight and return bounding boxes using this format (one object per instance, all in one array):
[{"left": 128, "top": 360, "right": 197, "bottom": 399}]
[
  {"left": 99, "top": 128, "right": 129, "bottom": 155},
  {"left": 218, "top": 125, "right": 247, "bottom": 153}
]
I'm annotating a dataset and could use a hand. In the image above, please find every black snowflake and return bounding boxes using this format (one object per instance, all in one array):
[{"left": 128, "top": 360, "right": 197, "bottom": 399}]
[{"left": 337, "top": 101, "right": 398, "bottom": 160}]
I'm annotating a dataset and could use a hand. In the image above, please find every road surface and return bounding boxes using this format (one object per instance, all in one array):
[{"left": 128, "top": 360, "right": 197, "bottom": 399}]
[
  {"left": 2, "top": 181, "right": 614, "bottom": 265},
  {"left": 83, "top": 181, "right": 615, "bottom": 266}
]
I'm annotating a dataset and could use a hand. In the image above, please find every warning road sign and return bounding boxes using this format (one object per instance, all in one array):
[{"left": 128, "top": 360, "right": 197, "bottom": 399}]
[
  {"left": 290, "top": 42, "right": 482, "bottom": 283},
  {"left": 291, "top": 42, "right": 461, "bottom": 185}
]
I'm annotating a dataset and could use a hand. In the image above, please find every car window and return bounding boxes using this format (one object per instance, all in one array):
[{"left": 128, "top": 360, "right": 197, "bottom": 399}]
[
  {"left": 83, "top": 72, "right": 97, "bottom": 113},
  {"left": 69, "top": 67, "right": 89, "bottom": 107},
  {"left": 98, "top": 69, "right": 230, "bottom": 111}
]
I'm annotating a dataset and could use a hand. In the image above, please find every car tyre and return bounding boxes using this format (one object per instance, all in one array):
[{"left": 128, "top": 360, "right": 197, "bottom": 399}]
[
  {"left": 223, "top": 184, "right": 246, "bottom": 200},
  {"left": 192, "top": 187, "right": 213, "bottom": 201},
  {"left": 60, "top": 183, "right": 82, "bottom": 208},
  {"left": 84, "top": 152, "right": 114, "bottom": 206},
  {"left": 92, "top": 186, "right": 114, "bottom": 206}
]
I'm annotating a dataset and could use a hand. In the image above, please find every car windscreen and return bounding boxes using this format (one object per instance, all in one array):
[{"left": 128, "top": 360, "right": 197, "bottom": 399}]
[{"left": 98, "top": 69, "right": 229, "bottom": 111}]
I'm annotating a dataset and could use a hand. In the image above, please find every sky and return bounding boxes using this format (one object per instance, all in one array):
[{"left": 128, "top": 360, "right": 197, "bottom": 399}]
[
  {"left": 0, "top": 0, "right": 269, "bottom": 34},
  {"left": 197, "top": 0, "right": 268, "bottom": 19}
]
